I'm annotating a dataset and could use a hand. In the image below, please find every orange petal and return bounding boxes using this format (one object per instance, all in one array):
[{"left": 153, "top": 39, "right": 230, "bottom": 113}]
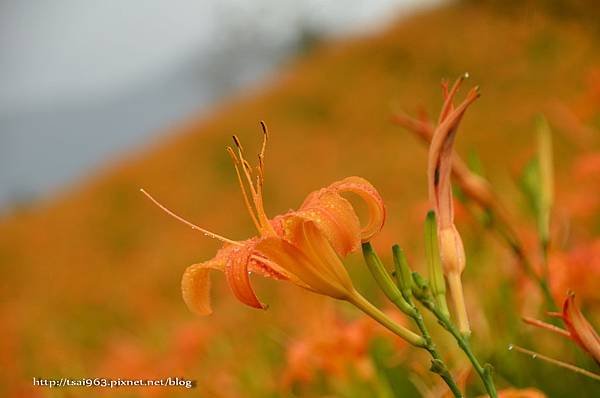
[
  {"left": 562, "top": 293, "right": 600, "bottom": 364},
  {"left": 182, "top": 241, "right": 278, "bottom": 315},
  {"left": 256, "top": 218, "right": 354, "bottom": 300},
  {"left": 427, "top": 86, "right": 478, "bottom": 336},
  {"left": 299, "top": 218, "right": 356, "bottom": 293},
  {"left": 181, "top": 256, "right": 225, "bottom": 316},
  {"left": 224, "top": 242, "right": 266, "bottom": 310},
  {"left": 296, "top": 176, "right": 386, "bottom": 257},
  {"left": 438, "top": 75, "right": 467, "bottom": 124},
  {"left": 329, "top": 176, "right": 386, "bottom": 242},
  {"left": 295, "top": 190, "right": 361, "bottom": 256},
  {"left": 428, "top": 87, "right": 479, "bottom": 228}
]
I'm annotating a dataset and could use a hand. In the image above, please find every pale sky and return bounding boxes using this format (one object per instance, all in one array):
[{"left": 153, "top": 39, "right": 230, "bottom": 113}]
[
  {"left": 0, "top": 0, "right": 442, "bottom": 209},
  {"left": 0, "top": 0, "right": 440, "bottom": 113}
]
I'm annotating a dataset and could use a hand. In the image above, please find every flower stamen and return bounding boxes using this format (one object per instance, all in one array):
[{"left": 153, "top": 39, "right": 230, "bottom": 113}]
[
  {"left": 257, "top": 120, "right": 268, "bottom": 182},
  {"left": 230, "top": 130, "right": 276, "bottom": 236},
  {"left": 227, "top": 147, "right": 262, "bottom": 231}
]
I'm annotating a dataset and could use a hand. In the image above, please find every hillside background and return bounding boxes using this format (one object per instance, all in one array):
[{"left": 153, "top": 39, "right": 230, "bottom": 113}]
[{"left": 1, "top": 2, "right": 599, "bottom": 397}]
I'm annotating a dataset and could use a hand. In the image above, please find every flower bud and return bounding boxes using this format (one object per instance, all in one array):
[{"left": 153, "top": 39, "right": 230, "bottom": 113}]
[{"left": 392, "top": 245, "right": 413, "bottom": 301}]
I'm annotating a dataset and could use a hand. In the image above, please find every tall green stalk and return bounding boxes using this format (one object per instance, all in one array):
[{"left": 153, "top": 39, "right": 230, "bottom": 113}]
[
  {"left": 362, "top": 243, "right": 463, "bottom": 397},
  {"left": 414, "top": 284, "right": 498, "bottom": 398}
]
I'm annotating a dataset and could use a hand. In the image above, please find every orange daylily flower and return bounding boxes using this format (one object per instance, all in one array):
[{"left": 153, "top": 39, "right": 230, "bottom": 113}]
[
  {"left": 427, "top": 76, "right": 480, "bottom": 334},
  {"left": 142, "top": 123, "right": 386, "bottom": 316},
  {"left": 559, "top": 293, "right": 600, "bottom": 365}
]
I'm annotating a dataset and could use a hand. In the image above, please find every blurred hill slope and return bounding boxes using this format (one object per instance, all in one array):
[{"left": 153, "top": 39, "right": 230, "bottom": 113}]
[{"left": 1, "top": 2, "right": 599, "bottom": 397}]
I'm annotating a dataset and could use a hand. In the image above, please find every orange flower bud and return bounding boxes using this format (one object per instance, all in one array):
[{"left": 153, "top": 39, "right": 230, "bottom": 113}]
[{"left": 426, "top": 76, "right": 479, "bottom": 334}]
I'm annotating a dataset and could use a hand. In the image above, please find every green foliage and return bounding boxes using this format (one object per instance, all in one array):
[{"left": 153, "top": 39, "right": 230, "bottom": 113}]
[
  {"left": 370, "top": 339, "right": 421, "bottom": 398},
  {"left": 519, "top": 115, "right": 554, "bottom": 246}
]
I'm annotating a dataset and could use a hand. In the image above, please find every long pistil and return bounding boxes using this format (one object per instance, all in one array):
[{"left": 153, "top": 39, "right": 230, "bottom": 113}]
[{"left": 140, "top": 188, "right": 241, "bottom": 246}]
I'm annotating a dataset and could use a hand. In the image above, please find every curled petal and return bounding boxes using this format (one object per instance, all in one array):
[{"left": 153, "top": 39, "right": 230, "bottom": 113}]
[
  {"left": 294, "top": 190, "right": 361, "bottom": 256},
  {"left": 224, "top": 242, "right": 265, "bottom": 310},
  {"left": 562, "top": 293, "right": 600, "bottom": 364},
  {"left": 181, "top": 256, "right": 226, "bottom": 316},
  {"left": 329, "top": 176, "right": 386, "bottom": 242},
  {"left": 256, "top": 218, "right": 355, "bottom": 300},
  {"left": 182, "top": 241, "right": 291, "bottom": 315},
  {"left": 296, "top": 176, "right": 386, "bottom": 256}
]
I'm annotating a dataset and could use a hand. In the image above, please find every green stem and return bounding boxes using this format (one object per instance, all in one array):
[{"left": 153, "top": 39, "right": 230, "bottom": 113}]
[
  {"left": 348, "top": 292, "right": 425, "bottom": 348},
  {"left": 362, "top": 243, "right": 463, "bottom": 397},
  {"left": 420, "top": 299, "right": 498, "bottom": 398},
  {"left": 412, "top": 307, "right": 464, "bottom": 397}
]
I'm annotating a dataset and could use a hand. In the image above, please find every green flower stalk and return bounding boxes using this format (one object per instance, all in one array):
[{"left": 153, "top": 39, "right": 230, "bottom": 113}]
[
  {"left": 410, "top": 271, "right": 498, "bottom": 398},
  {"left": 362, "top": 243, "right": 464, "bottom": 397}
]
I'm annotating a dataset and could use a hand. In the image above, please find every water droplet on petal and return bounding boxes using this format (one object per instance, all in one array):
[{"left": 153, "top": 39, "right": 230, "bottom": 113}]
[{"left": 507, "top": 344, "right": 513, "bottom": 351}]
